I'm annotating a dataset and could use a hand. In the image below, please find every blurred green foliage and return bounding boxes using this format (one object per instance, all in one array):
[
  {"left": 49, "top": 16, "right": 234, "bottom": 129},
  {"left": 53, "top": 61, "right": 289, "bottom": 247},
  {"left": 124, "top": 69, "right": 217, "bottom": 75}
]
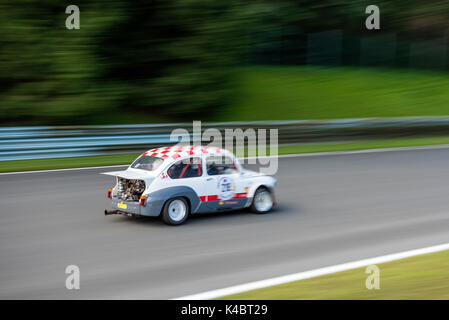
[
  {"left": 218, "top": 66, "right": 449, "bottom": 121},
  {"left": 0, "top": 1, "right": 448, "bottom": 125},
  {"left": 0, "top": 0, "right": 257, "bottom": 124}
]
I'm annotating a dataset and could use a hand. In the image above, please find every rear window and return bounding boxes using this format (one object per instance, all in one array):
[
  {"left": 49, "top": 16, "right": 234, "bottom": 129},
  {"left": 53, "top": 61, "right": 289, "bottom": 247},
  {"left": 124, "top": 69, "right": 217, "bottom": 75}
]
[{"left": 130, "top": 156, "right": 164, "bottom": 171}]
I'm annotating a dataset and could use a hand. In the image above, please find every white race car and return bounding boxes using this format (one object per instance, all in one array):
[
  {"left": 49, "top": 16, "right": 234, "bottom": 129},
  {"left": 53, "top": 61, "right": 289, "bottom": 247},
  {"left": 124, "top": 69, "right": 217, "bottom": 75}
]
[{"left": 103, "top": 145, "right": 277, "bottom": 225}]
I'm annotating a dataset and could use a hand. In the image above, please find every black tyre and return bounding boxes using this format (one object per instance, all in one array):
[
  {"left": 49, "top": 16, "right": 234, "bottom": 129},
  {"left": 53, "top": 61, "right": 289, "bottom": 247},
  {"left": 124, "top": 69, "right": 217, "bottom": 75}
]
[
  {"left": 250, "top": 187, "right": 274, "bottom": 214},
  {"left": 161, "top": 197, "right": 189, "bottom": 225}
]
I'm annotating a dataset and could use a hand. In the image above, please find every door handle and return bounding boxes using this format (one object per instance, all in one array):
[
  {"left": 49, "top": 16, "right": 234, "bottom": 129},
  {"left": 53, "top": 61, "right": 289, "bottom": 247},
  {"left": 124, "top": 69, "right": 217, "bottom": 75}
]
[{"left": 206, "top": 178, "right": 213, "bottom": 181}]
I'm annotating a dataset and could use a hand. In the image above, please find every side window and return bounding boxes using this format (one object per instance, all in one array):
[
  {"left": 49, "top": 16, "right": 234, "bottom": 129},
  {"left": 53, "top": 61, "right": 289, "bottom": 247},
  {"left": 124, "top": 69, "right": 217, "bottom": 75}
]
[
  {"left": 167, "top": 157, "right": 202, "bottom": 179},
  {"left": 206, "top": 156, "right": 238, "bottom": 176}
]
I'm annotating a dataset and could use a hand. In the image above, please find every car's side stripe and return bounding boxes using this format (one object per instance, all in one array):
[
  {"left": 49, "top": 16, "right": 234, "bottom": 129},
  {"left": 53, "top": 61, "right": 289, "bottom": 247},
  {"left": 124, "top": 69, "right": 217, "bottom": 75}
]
[
  {"left": 199, "top": 193, "right": 247, "bottom": 202},
  {"left": 207, "top": 195, "right": 220, "bottom": 201},
  {"left": 232, "top": 192, "right": 247, "bottom": 199}
]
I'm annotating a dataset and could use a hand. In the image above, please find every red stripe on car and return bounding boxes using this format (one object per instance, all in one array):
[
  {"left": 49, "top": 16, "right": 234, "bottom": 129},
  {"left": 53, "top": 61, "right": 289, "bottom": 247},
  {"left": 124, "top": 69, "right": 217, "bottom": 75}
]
[{"left": 199, "top": 194, "right": 247, "bottom": 202}]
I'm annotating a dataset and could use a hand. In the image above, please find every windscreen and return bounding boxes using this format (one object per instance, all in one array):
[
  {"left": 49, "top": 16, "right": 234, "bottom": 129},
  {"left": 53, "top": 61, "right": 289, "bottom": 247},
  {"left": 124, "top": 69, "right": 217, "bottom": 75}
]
[{"left": 130, "top": 156, "right": 164, "bottom": 171}]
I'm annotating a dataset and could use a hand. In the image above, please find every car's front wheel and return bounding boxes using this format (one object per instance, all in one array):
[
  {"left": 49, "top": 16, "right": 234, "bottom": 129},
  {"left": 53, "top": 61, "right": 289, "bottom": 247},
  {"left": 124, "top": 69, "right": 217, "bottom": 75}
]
[
  {"left": 250, "top": 187, "right": 274, "bottom": 214},
  {"left": 162, "top": 197, "right": 189, "bottom": 225}
]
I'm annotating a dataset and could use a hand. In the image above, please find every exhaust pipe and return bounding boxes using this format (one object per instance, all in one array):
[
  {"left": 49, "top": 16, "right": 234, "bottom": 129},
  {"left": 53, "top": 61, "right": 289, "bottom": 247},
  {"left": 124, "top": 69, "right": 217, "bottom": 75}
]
[
  {"left": 104, "top": 210, "right": 118, "bottom": 216},
  {"left": 104, "top": 210, "right": 135, "bottom": 217}
]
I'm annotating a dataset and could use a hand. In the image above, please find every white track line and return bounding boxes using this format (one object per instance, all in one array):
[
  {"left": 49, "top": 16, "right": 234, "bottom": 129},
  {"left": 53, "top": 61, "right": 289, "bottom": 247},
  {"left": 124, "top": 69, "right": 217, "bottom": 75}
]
[
  {"left": 174, "top": 242, "right": 449, "bottom": 300},
  {"left": 3, "top": 144, "right": 449, "bottom": 175}
]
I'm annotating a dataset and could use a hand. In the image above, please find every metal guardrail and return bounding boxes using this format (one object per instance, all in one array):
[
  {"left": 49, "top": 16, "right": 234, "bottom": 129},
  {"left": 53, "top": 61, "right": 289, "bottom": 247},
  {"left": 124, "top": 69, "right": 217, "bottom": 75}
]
[{"left": 3, "top": 117, "right": 449, "bottom": 161}]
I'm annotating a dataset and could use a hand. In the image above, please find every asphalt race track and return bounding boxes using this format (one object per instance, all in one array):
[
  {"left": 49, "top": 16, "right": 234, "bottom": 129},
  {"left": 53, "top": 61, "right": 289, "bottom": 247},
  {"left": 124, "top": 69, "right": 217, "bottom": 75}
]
[{"left": 2, "top": 148, "right": 449, "bottom": 299}]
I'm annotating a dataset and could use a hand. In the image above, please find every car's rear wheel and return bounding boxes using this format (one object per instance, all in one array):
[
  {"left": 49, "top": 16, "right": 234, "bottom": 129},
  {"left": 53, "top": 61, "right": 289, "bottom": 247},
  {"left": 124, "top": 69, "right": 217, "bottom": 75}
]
[
  {"left": 250, "top": 187, "right": 274, "bottom": 214},
  {"left": 162, "top": 197, "right": 189, "bottom": 225}
]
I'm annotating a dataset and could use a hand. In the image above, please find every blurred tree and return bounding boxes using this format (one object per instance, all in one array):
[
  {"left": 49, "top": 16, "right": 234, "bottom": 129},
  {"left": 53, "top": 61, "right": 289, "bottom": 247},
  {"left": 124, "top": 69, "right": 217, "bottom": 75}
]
[
  {"left": 0, "top": 1, "right": 123, "bottom": 124},
  {"left": 0, "top": 0, "right": 255, "bottom": 124},
  {"left": 97, "top": 0, "right": 252, "bottom": 119},
  {"left": 247, "top": 0, "right": 449, "bottom": 67},
  {"left": 0, "top": 0, "right": 448, "bottom": 125}
]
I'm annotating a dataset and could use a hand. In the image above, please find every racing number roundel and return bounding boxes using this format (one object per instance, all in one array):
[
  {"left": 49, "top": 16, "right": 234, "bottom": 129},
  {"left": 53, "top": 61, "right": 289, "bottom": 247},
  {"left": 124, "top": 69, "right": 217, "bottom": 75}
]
[{"left": 217, "top": 176, "right": 235, "bottom": 200}]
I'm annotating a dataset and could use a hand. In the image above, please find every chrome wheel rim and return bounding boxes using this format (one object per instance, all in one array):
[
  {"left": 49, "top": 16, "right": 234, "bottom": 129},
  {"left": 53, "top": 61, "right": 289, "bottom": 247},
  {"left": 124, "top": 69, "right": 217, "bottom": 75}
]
[
  {"left": 168, "top": 200, "right": 187, "bottom": 222},
  {"left": 254, "top": 190, "right": 273, "bottom": 212}
]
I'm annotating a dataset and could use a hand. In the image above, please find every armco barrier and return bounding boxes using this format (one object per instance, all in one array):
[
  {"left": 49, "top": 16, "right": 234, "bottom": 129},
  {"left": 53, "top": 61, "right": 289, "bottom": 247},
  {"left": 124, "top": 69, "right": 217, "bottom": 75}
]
[{"left": 2, "top": 117, "right": 449, "bottom": 161}]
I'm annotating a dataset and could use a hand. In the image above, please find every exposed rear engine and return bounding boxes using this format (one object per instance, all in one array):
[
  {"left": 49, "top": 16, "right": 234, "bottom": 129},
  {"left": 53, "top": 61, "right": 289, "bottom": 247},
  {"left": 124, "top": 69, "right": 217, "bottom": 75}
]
[{"left": 114, "top": 177, "right": 145, "bottom": 202}]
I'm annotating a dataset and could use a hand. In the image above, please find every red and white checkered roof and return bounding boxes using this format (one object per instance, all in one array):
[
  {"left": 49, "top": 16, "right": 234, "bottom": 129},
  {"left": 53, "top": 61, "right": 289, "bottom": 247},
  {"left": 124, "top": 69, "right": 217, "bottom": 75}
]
[{"left": 140, "top": 145, "right": 231, "bottom": 161}]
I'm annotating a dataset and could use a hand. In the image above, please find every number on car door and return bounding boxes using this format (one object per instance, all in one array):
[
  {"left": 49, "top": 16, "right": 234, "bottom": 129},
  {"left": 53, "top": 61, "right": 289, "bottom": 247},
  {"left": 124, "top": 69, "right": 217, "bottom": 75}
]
[{"left": 203, "top": 155, "right": 245, "bottom": 210}]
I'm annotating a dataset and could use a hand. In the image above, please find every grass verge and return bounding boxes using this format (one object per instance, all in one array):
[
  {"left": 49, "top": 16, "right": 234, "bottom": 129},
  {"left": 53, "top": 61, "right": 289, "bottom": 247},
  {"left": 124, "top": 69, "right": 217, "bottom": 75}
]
[
  {"left": 0, "top": 154, "right": 140, "bottom": 173},
  {"left": 217, "top": 66, "right": 449, "bottom": 121},
  {"left": 3, "top": 136, "right": 449, "bottom": 173},
  {"left": 219, "top": 249, "right": 449, "bottom": 300}
]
